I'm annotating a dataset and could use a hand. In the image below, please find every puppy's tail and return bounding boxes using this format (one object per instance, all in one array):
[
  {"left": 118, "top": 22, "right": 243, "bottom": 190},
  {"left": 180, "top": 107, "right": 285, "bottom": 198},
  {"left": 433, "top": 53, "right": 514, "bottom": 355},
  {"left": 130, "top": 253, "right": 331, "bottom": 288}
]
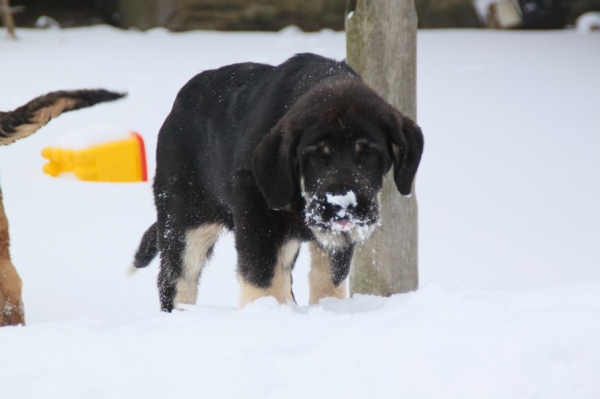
[
  {"left": 0, "top": 89, "right": 126, "bottom": 146},
  {"left": 129, "top": 222, "right": 159, "bottom": 275}
]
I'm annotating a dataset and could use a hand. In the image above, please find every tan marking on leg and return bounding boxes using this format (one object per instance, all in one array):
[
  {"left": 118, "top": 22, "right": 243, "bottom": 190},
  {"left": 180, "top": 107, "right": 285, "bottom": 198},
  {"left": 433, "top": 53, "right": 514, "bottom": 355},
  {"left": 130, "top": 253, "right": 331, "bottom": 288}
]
[
  {"left": 239, "top": 240, "right": 300, "bottom": 307},
  {"left": 174, "top": 224, "right": 222, "bottom": 306},
  {"left": 0, "top": 189, "right": 25, "bottom": 326},
  {"left": 0, "top": 259, "right": 24, "bottom": 327},
  {"left": 308, "top": 242, "right": 347, "bottom": 305}
]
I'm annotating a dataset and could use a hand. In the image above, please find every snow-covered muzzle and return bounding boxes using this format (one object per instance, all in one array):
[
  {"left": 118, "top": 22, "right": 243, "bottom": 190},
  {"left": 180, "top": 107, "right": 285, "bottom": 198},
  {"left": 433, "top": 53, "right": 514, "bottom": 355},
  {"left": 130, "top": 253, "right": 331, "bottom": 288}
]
[{"left": 302, "top": 179, "right": 382, "bottom": 248}]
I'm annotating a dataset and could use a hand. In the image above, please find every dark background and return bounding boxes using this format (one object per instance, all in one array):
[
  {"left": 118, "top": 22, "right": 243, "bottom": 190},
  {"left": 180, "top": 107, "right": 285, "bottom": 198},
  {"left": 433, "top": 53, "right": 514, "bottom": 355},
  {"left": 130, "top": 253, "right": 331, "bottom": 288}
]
[{"left": 6, "top": 0, "right": 600, "bottom": 31}]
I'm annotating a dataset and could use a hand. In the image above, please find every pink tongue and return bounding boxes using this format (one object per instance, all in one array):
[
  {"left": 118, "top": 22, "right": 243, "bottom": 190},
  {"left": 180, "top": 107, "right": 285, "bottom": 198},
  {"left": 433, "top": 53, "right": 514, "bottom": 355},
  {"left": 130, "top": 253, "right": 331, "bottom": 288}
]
[{"left": 334, "top": 220, "right": 354, "bottom": 231}]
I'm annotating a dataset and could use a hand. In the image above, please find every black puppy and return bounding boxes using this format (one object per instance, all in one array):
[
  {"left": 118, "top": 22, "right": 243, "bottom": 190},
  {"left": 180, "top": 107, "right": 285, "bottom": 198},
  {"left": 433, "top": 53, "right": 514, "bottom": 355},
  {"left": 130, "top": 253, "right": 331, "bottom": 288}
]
[{"left": 133, "top": 53, "right": 423, "bottom": 311}]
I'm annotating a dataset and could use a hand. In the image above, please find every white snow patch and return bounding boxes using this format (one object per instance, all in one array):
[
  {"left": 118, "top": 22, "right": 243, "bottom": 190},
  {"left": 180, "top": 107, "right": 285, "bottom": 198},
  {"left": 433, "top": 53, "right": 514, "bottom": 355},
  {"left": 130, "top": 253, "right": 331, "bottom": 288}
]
[
  {"left": 326, "top": 191, "right": 357, "bottom": 209},
  {"left": 473, "top": 0, "right": 498, "bottom": 22},
  {"left": 576, "top": 12, "right": 600, "bottom": 32},
  {"left": 279, "top": 25, "right": 303, "bottom": 35},
  {"left": 126, "top": 264, "right": 140, "bottom": 277},
  {"left": 51, "top": 124, "right": 134, "bottom": 149}
]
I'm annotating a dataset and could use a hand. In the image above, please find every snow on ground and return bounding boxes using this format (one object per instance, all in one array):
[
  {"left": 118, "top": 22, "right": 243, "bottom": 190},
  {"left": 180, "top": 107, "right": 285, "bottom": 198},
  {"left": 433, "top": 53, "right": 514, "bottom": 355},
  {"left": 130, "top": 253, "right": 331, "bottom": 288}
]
[{"left": 1, "top": 27, "right": 599, "bottom": 398}]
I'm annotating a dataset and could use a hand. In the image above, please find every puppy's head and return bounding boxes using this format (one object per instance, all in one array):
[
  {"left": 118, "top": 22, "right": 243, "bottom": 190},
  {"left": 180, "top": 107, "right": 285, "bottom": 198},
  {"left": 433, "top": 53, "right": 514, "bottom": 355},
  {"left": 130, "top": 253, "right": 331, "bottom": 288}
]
[{"left": 253, "top": 79, "right": 423, "bottom": 248}]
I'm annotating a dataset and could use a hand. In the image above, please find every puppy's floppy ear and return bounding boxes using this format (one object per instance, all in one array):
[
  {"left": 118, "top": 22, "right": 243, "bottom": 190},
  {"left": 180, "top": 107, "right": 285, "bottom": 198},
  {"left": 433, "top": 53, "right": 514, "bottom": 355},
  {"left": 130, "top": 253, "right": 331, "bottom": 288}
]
[
  {"left": 387, "top": 110, "right": 424, "bottom": 196},
  {"left": 253, "top": 119, "right": 297, "bottom": 209}
]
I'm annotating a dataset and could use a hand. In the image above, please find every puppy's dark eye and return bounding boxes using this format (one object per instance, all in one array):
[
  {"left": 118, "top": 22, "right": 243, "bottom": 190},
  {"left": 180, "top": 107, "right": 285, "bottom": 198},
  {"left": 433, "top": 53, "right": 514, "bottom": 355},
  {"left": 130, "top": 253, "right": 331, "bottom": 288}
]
[
  {"left": 355, "top": 142, "right": 364, "bottom": 155},
  {"left": 307, "top": 144, "right": 330, "bottom": 157},
  {"left": 355, "top": 142, "right": 372, "bottom": 156},
  {"left": 320, "top": 145, "right": 331, "bottom": 156}
]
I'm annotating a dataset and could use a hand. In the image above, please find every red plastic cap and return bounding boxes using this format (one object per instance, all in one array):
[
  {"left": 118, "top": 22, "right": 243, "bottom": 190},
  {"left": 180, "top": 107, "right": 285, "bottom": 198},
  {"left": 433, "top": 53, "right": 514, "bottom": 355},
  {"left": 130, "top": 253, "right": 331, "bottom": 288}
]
[{"left": 131, "top": 131, "right": 148, "bottom": 182}]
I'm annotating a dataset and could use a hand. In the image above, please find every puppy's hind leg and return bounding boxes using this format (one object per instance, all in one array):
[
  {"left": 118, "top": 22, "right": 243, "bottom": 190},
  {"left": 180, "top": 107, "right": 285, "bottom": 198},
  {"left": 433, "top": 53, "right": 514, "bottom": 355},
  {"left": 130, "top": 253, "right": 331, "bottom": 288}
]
[
  {"left": 0, "top": 258, "right": 23, "bottom": 327},
  {"left": 174, "top": 224, "right": 223, "bottom": 306},
  {"left": 158, "top": 222, "right": 223, "bottom": 312},
  {"left": 157, "top": 223, "right": 223, "bottom": 312},
  {"left": 0, "top": 189, "right": 24, "bottom": 326},
  {"left": 156, "top": 223, "right": 186, "bottom": 312}
]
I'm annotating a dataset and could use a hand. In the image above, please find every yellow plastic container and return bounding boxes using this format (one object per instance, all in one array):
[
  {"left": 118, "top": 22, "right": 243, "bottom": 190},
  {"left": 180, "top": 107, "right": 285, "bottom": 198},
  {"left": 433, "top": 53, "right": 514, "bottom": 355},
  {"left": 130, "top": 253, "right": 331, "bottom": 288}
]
[{"left": 42, "top": 132, "right": 147, "bottom": 182}]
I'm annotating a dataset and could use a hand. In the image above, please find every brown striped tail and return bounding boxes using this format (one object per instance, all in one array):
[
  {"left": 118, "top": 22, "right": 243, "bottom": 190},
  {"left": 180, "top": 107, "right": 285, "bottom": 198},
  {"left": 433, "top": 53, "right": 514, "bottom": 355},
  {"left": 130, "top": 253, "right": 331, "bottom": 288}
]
[{"left": 0, "top": 89, "right": 126, "bottom": 146}]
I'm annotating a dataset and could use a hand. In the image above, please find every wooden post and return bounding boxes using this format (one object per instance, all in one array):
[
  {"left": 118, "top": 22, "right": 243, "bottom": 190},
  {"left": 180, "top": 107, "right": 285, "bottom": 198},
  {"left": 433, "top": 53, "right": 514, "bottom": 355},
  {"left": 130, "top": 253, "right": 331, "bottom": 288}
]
[
  {"left": 0, "top": 0, "right": 19, "bottom": 40},
  {"left": 346, "top": 0, "right": 419, "bottom": 296},
  {"left": 118, "top": 0, "right": 178, "bottom": 30}
]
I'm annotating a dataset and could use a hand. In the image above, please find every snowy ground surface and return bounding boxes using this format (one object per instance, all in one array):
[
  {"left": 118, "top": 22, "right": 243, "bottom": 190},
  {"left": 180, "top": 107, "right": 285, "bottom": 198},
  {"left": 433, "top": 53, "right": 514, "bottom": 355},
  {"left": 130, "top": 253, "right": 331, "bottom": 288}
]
[{"left": 1, "top": 27, "right": 599, "bottom": 398}]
